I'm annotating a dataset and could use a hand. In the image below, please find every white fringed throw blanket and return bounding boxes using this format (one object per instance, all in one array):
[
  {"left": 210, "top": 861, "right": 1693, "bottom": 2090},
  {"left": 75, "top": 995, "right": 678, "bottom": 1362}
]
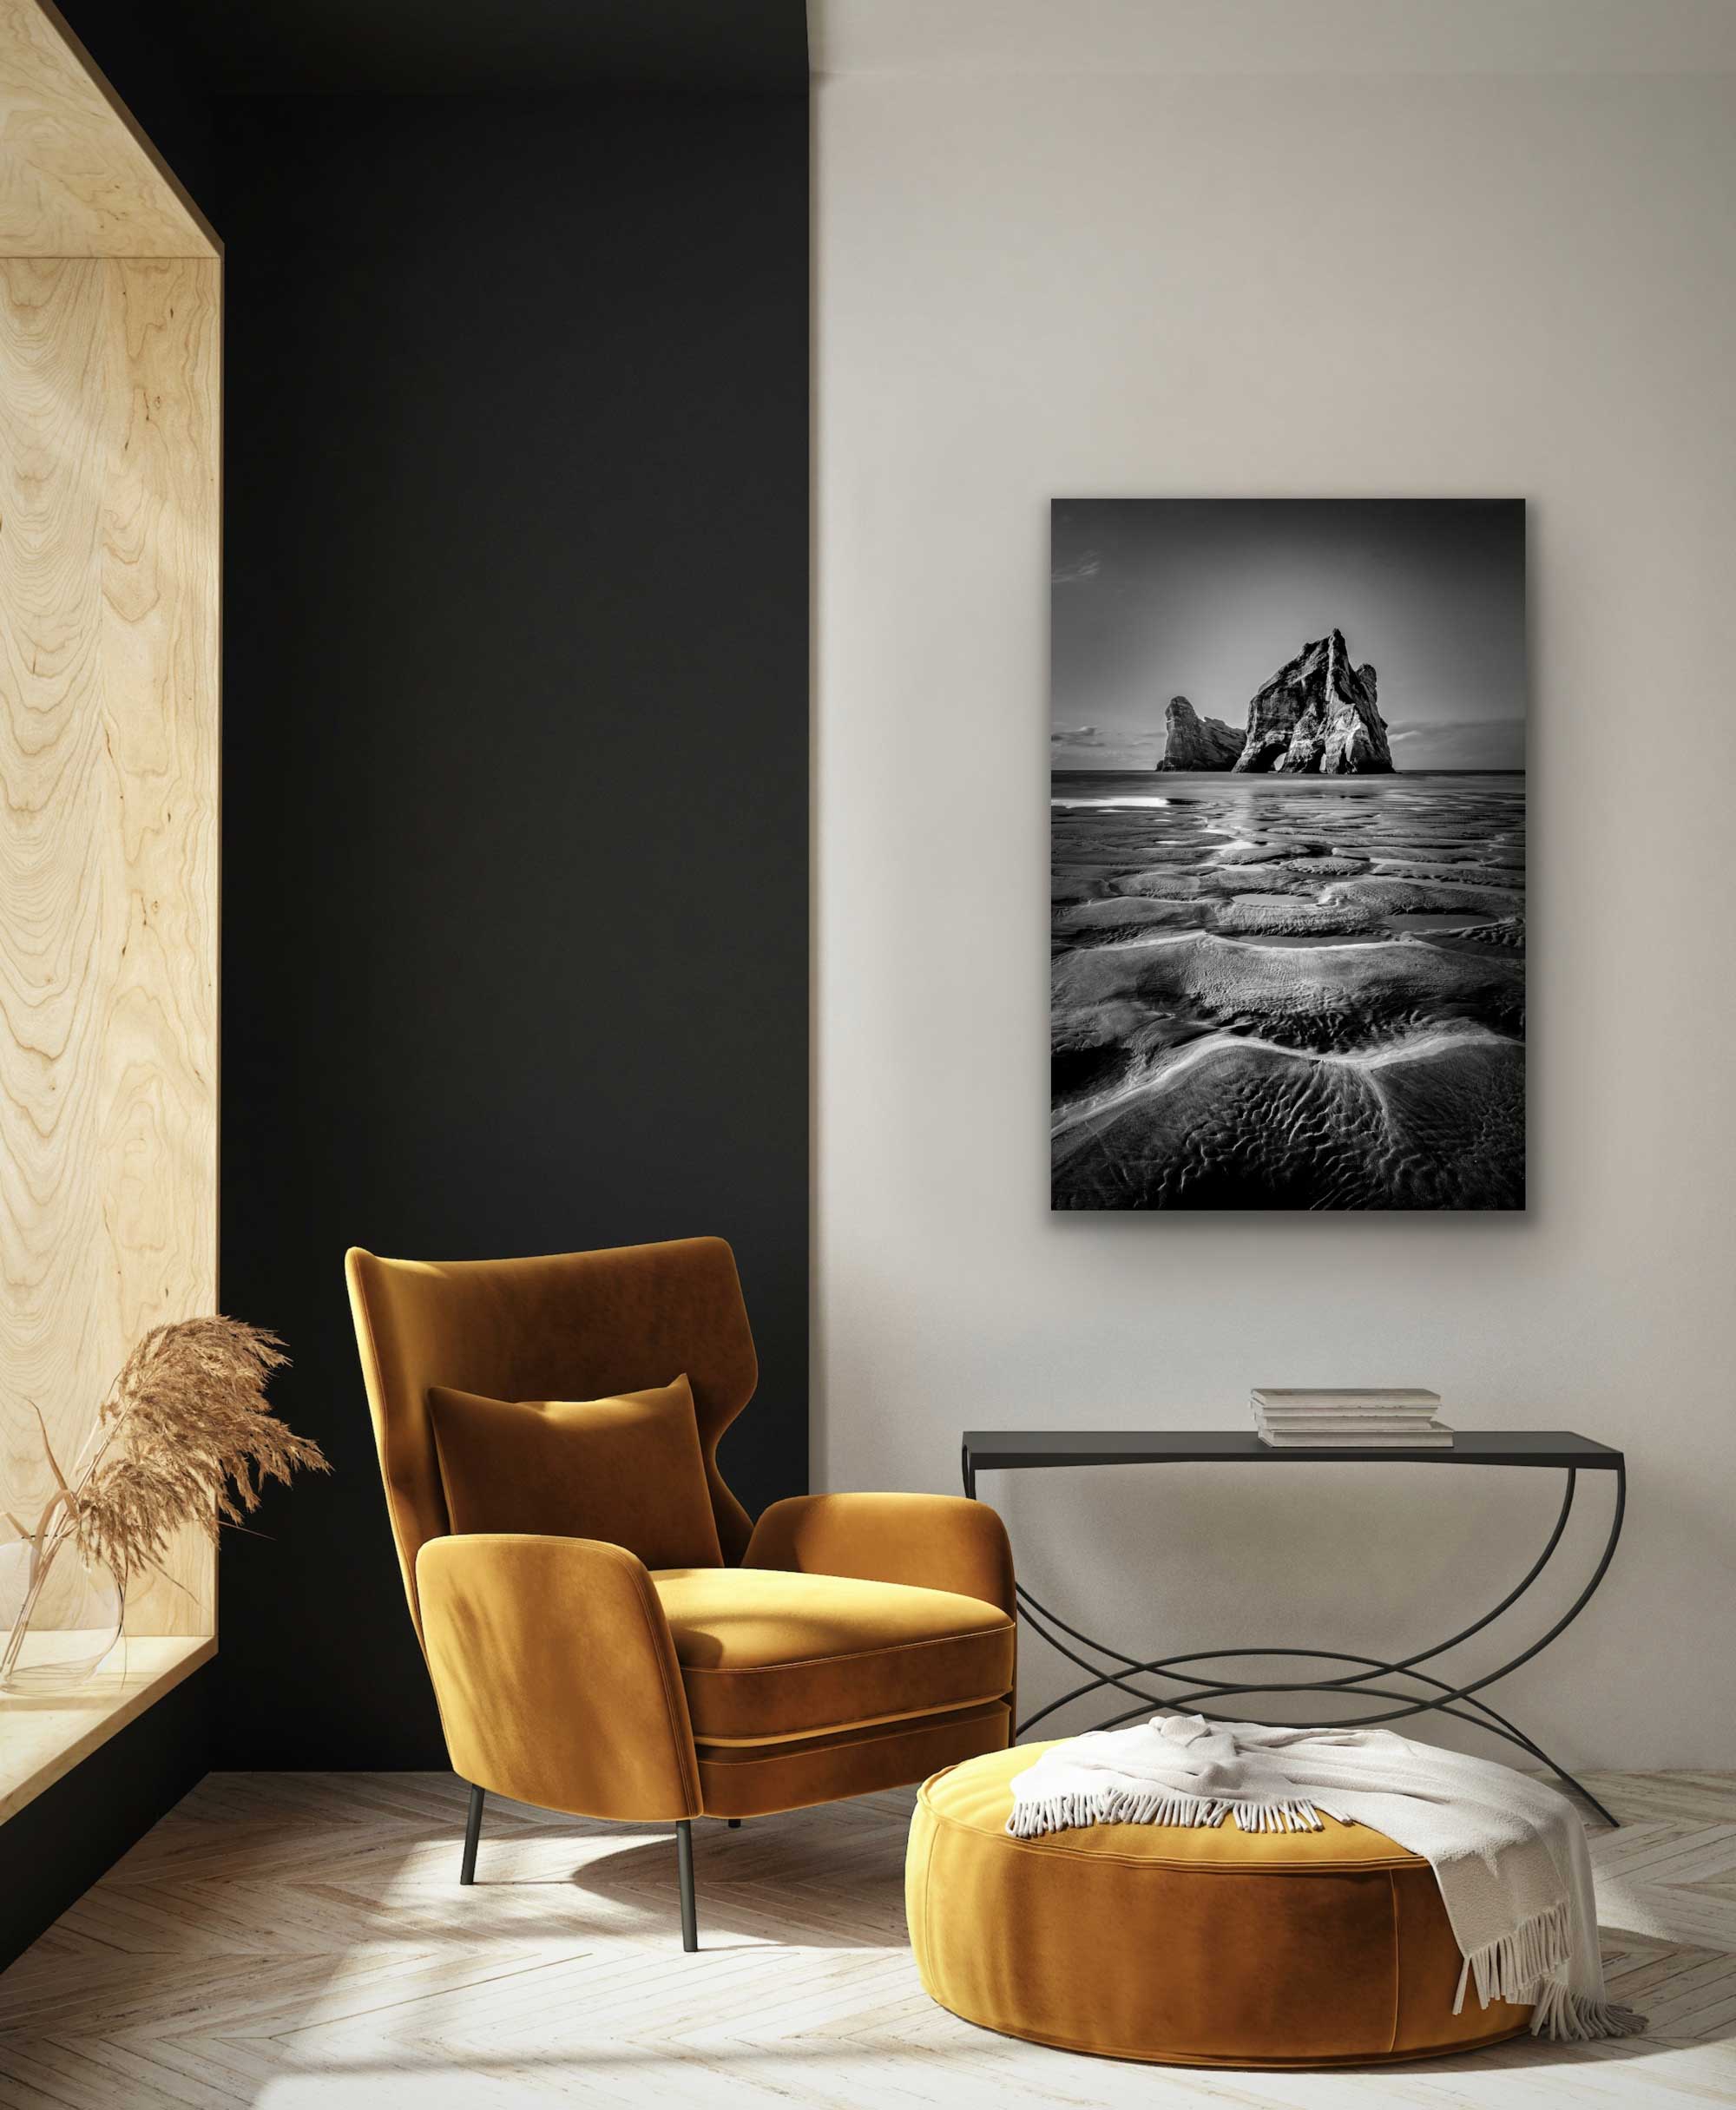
[{"left": 1008, "top": 1714, "right": 1643, "bottom": 2043}]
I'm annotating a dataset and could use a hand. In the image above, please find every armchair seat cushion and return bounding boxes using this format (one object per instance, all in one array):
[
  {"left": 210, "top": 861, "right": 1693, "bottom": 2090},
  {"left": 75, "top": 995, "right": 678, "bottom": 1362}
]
[{"left": 650, "top": 1567, "right": 1016, "bottom": 1744}]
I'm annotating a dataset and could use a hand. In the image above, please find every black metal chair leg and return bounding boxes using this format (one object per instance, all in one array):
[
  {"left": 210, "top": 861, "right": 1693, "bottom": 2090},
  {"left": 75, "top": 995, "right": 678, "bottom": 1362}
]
[
  {"left": 676, "top": 1818, "right": 697, "bottom": 1951},
  {"left": 460, "top": 1783, "right": 484, "bottom": 1885}
]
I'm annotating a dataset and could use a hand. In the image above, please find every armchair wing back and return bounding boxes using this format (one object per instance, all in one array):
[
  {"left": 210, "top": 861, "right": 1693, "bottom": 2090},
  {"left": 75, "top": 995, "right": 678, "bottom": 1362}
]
[{"left": 345, "top": 1236, "right": 759, "bottom": 1643}]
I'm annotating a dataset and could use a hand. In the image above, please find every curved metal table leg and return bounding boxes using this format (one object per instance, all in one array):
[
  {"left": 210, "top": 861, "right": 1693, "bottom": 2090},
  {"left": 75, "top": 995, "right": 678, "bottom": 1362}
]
[
  {"left": 971, "top": 1456, "right": 1625, "bottom": 1826},
  {"left": 1015, "top": 1467, "right": 1582, "bottom": 1731}
]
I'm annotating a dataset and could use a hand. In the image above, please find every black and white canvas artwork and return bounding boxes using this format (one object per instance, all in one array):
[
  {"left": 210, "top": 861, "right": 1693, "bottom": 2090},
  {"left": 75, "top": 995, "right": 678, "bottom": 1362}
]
[{"left": 1050, "top": 499, "right": 1526, "bottom": 1211}]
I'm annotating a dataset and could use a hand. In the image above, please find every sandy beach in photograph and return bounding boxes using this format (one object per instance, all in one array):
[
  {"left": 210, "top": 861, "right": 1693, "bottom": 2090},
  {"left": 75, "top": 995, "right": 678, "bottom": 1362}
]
[{"left": 1050, "top": 773, "right": 1526, "bottom": 1208}]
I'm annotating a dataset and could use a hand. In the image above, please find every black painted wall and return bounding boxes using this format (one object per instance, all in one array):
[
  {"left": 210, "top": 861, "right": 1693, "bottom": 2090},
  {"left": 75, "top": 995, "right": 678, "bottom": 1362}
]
[
  {"left": 6, "top": 0, "right": 805, "bottom": 1973},
  {"left": 214, "top": 90, "right": 810, "bottom": 1765}
]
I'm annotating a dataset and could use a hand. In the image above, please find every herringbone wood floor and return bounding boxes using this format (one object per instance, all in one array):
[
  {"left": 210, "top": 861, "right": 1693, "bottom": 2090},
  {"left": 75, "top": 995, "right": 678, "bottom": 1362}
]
[{"left": 1, "top": 1771, "right": 1733, "bottom": 2107}]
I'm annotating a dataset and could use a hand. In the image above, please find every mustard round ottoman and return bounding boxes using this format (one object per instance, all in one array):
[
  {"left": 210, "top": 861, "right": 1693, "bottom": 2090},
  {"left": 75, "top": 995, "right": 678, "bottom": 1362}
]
[{"left": 907, "top": 1744, "right": 1533, "bottom": 2069}]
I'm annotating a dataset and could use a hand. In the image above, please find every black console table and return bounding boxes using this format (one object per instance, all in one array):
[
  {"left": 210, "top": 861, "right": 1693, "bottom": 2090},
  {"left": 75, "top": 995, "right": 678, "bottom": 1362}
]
[{"left": 961, "top": 1430, "right": 1626, "bottom": 1825}]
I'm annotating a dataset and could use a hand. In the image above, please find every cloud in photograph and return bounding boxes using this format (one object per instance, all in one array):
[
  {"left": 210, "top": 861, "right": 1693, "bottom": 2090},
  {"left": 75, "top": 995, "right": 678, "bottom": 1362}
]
[
  {"left": 1050, "top": 724, "right": 1164, "bottom": 768},
  {"left": 1386, "top": 719, "right": 1526, "bottom": 769},
  {"left": 1051, "top": 550, "right": 1102, "bottom": 586}
]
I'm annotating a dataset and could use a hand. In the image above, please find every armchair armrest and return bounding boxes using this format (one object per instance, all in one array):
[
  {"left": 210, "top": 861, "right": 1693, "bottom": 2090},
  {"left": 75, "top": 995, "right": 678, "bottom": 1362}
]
[
  {"left": 744, "top": 1494, "right": 1016, "bottom": 1618},
  {"left": 416, "top": 1534, "right": 701, "bottom": 1821}
]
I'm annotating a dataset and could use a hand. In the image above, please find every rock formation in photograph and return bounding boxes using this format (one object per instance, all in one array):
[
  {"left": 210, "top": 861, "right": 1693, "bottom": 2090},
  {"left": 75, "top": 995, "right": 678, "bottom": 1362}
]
[
  {"left": 1234, "top": 628, "right": 1393, "bottom": 775},
  {"left": 1154, "top": 695, "right": 1244, "bottom": 771}
]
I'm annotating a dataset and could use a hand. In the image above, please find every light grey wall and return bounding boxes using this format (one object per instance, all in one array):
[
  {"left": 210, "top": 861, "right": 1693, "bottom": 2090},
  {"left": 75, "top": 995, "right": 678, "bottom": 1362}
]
[{"left": 814, "top": 69, "right": 1736, "bottom": 1766}]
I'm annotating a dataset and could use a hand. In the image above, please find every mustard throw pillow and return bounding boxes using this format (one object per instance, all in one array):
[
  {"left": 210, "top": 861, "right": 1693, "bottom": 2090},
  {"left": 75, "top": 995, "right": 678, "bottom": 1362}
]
[{"left": 427, "top": 1373, "right": 723, "bottom": 1569}]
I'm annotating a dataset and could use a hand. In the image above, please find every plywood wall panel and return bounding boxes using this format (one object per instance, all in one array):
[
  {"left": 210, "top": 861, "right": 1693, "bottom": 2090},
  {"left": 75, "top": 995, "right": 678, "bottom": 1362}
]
[
  {"left": 0, "top": 0, "right": 215, "bottom": 258},
  {"left": 0, "top": 254, "right": 219, "bottom": 1637}
]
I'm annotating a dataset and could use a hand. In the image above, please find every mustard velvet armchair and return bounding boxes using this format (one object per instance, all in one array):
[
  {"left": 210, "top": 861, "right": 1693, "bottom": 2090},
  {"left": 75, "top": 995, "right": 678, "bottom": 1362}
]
[{"left": 345, "top": 1235, "right": 1016, "bottom": 1949}]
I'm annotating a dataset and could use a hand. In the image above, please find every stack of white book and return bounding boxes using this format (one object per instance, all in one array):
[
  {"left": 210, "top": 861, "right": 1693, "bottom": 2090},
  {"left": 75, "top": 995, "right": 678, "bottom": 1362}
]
[{"left": 1251, "top": 1389, "right": 1453, "bottom": 1449}]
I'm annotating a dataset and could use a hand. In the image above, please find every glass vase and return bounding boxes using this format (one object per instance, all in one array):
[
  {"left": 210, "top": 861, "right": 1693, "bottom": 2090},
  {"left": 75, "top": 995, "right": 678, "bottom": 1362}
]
[{"left": 0, "top": 1535, "right": 124, "bottom": 1696}]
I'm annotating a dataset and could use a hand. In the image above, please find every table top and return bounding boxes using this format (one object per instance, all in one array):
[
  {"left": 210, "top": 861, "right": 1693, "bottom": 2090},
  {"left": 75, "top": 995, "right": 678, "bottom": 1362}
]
[{"left": 962, "top": 1430, "right": 1624, "bottom": 1470}]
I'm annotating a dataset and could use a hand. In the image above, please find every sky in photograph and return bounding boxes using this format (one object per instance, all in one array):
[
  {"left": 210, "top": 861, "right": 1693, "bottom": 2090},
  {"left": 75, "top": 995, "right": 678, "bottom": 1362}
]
[{"left": 1050, "top": 499, "right": 1526, "bottom": 770}]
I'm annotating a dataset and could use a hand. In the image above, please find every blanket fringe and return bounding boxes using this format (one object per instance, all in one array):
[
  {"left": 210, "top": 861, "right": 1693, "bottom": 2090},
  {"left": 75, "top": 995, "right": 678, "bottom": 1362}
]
[
  {"left": 1453, "top": 1901, "right": 1647, "bottom": 2042},
  {"left": 1527, "top": 1986, "right": 1647, "bottom": 2044},
  {"left": 1006, "top": 1791, "right": 1327, "bottom": 1840}
]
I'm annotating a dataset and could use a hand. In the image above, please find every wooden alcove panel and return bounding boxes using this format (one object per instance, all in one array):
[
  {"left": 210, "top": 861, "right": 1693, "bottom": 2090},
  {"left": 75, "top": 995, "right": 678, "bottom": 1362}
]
[
  {"left": 0, "top": 0, "right": 216, "bottom": 257},
  {"left": 0, "top": 252, "right": 220, "bottom": 1639}
]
